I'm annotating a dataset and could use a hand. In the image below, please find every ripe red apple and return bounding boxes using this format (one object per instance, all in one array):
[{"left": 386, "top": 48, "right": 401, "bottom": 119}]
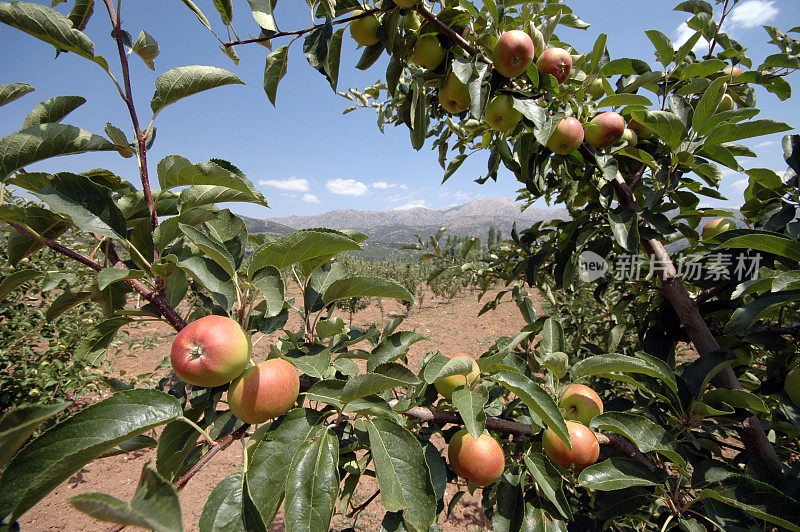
[
  {"left": 413, "top": 34, "right": 445, "bottom": 70},
  {"left": 537, "top": 47, "right": 572, "bottom": 84},
  {"left": 393, "top": 0, "right": 419, "bottom": 7},
  {"left": 584, "top": 111, "right": 625, "bottom": 149},
  {"left": 547, "top": 116, "right": 584, "bottom": 155},
  {"left": 435, "top": 353, "right": 480, "bottom": 400},
  {"left": 718, "top": 93, "right": 735, "bottom": 112},
  {"left": 493, "top": 30, "right": 535, "bottom": 78},
  {"left": 350, "top": 10, "right": 380, "bottom": 47},
  {"left": 542, "top": 421, "right": 599, "bottom": 471},
  {"left": 485, "top": 94, "right": 521, "bottom": 132},
  {"left": 621, "top": 128, "right": 638, "bottom": 147},
  {"left": 701, "top": 218, "right": 737, "bottom": 240},
  {"left": 439, "top": 73, "right": 471, "bottom": 114},
  {"left": 228, "top": 358, "right": 300, "bottom": 424},
  {"left": 560, "top": 384, "right": 603, "bottom": 426},
  {"left": 723, "top": 66, "right": 743, "bottom": 79},
  {"left": 627, "top": 118, "right": 653, "bottom": 139},
  {"left": 448, "top": 429, "right": 505, "bottom": 486},
  {"left": 785, "top": 367, "right": 800, "bottom": 407},
  {"left": 170, "top": 315, "right": 250, "bottom": 388}
]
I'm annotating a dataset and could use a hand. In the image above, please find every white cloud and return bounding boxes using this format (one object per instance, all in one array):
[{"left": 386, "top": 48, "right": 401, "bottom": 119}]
[
  {"left": 326, "top": 178, "right": 369, "bottom": 196},
  {"left": 372, "top": 181, "right": 408, "bottom": 190},
  {"left": 673, "top": 21, "right": 709, "bottom": 52},
  {"left": 258, "top": 177, "right": 310, "bottom": 192},
  {"left": 302, "top": 193, "right": 321, "bottom": 204},
  {"left": 731, "top": 178, "right": 749, "bottom": 191},
  {"left": 729, "top": 0, "right": 778, "bottom": 29},
  {"left": 393, "top": 200, "right": 428, "bottom": 210},
  {"left": 756, "top": 140, "right": 777, "bottom": 148}
]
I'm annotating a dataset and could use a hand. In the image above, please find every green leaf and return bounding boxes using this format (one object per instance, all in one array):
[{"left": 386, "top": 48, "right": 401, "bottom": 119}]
[
  {"left": 645, "top": 30, "right": 673, "bottom": 66},
  {"left": 572, "top": 353, "right": 677, "bottom": 393},
  {"left": 358, "top": 418, "right": 437, "bottom": 532},
  {"left": 157, "top": 155, "right": 263, "bottom": 199},
  {"left": 74, "top": 317, "right": 133, "bottom": 366},
  {"left": 247, "top": 230, "right": 361, "bottom": 276},
  {"left": 249, "top": 266, "right": 284, "bottom": 317},
  {"left": 0, "top": 390, "right": 181, "bottom": 522},
  {"left": 704, "top": 119, "right": 792, "bottom": 146},
  {"left": 284, "top": 427, "right": 339, "bottom": 532},
  {"left": 429, "top": 355, "right": 475, "bottom": 383},
  {"left": 524, "top": 454, "right": 572, "bottom": 521},
  {"left": 7, "top": 207, "right": 70, "bottom": 265},
  {"left": 179, "top": 223, "right": 237, "bottom": 277},
  {"left": 540, "top": 317, "right": 564, "bottom": 355},
  {"left": 156, "top": 419, "right": 200, "bottom": 483},
  {"left": 285, "top": 345, "right": 332, "bottom": 380},
  {"left": 263, "top": 45, "right": 289, "bottom": 106},
  {"left": 246, "top": 0, "right": 276, "bottom": 32},
  {"left": 607, "top": 208, "right": 640, "bottom": 253},
  {"left": 304, "top": 260, "right": 346, "bottom": 314},
  {"left": 212, "top": 0, "right": 232, "bottom": 25},
  {"left": 703, "top": 389, "right": 767, "bottom": 412},
  {"left": 341, "top": 365, "right": 420, "bottom": 403},
  {"left": 0, "top": 1, "right": 95, "bottom": 59},
  {"left": 69, "top": 462, "right": 182, "bottom": 532},
  {"left": 131, "top": 30, "right": 159, "bottom": 70},
  {"left": 596, "top": 93, "right": 653, "bottom": 108},
  {"left": 716, "top": 232, "right": 800, "bottom": 261},
  {"left": 691, "top": 77, "right": 726, "bottom": 133},
  {"left": 66, "top": 0, "right": 94, "bottom": 31},
  {"left": 303, "top": 20, "right": 334, "bottom": 84},
  {"left": 177, "top": 255, "right": 236, "bottom": 311},
  {"left": 630, "top": 109, "right": 687, "bottom": 150},
  {"left": 452, "top": 386, "right": 488, "bottom": 440},
  {"left": 97, "top": 268, "right": 144, "bottom": 291},
  {"left": 327, "top": 27, "right": 343, "bottom": 91},
  {"left": 177, "top": 0, "right": 214, "bottom": 32},
  {"left": 696, "top": 475, "right": 800, "bottom": 531},
  {"left": 578, "top": 457, "right": 666, "bottom": 491},
  {"left": 0, "top": 82, "right": 34, "bottom": 107},
  {"left": 0, "top": 123, "right": 115, "bottom": 179},
  {"left": 590, "top": 412, "right": 684, "bottom": 465},
  {"left": 22, "top": 95, "right": 86, "bottom": 129},
  {"left": 247, "top": 409, "right": 325, "bottom": 524},
  {"left": 150, "top": 65, "right": 244, "bottom": 118},
  {"left": 0, "top": 268, "right": 44, "bottom": 300},
  {"left": 725, "top": 290, "right": 800, "bottom": 334},
  {"left": 323, "top": 276, "right": 414, "bottom": 307},
  {"left": 199, "top": 473, "right": 265, "bottom": 532},
  {"left": 489, "top": 371, "right": 569, "bottom": 449},
  {"left": 600, "top": 58, "right": 651, "bottom": 76},
  {"left": 179, "top": 184, "right": 266, "bottom": 210},
  {"left": 0, "top": 403, "right": 68, "bottom": 469},
  {"left": 367, "top": 331, "right": 427, "bottom": 372},
  {"left": 34, "top": 172, "right": 126, "bottom": 239}
]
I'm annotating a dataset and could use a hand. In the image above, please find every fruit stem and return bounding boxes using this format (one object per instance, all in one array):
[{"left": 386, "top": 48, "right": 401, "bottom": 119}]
[{"left": 179, "top": 416, "right": 216, "bottom": 445}]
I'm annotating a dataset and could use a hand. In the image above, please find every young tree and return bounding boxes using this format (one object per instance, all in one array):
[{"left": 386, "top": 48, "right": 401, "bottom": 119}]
[{"left": 1, "top": 0, "right": 799, "bottom": 531}]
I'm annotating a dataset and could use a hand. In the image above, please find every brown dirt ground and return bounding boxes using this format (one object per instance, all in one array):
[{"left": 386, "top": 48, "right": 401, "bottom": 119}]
[{"left": 19, "top": 287, "right": 539, "bottom": 531}]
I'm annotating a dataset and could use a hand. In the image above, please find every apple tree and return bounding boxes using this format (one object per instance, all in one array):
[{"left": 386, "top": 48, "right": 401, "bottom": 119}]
[{"left": 1, "top": 0, "right": 800, "bottom": 531}]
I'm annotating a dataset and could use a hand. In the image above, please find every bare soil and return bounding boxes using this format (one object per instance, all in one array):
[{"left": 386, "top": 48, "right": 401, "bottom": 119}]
[{"left": 19, "top": 287, "right": 537, "bottom": 531}]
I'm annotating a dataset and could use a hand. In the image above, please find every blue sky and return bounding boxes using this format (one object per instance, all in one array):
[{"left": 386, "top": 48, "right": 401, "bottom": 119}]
[{"left": 0, "top": 0, "right": 797, "bottom": 219}]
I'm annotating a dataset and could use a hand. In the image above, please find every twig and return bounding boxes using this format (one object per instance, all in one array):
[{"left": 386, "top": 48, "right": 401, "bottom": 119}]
[
  {"left": 694, "top": 281, "right": 730, "bottom": 305},
  {"left": 415, "top": 3, "right": 488, "bottom": 64},
  {"left": 704, "top": 0, "right": 732, "bottom": 60}
]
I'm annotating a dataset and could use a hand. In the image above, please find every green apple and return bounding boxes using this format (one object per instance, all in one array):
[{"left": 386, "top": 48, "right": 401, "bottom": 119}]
[
  {"left": 547, "top": 116, "right": 584, "bottom": 155},
  {"left": 785, "top": 367, "right": 800, "bottom": 407},
  {"left": 621, "top": 128, "right": 638, "bottom": 147},
  {"left": 439, "top": 73, "right": 470, "bottom": 114},
  {"left": 701, "top": 218, "right": 737, "bottom": 240},
  {"left": 413, "top": 34, "right": 445, "bottom": 70},
  {"left": 350, "top": 10, "right": 380, "bottom": 47},
  {"left": 485, "top": 94, "right": 521, "bottom": 132},
  {"left": 435, "top": 353, "right": 480, "bottom": 400},
  {"left": 718, "top": 93, "right": 735, "bottom": 112},
  {"left": 393, "top": 0, "right": 419, "bottom": 7},
  {"left": 586, "top": 76, "right": 605, "bottom": 99}
]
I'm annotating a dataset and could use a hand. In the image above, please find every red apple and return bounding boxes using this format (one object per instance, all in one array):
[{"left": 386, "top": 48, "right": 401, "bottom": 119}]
[
  {"left": 448, "top": 429, "right": 505, "bottom": 486},
  {"left": 228, "top": 358, "right": 300, "bottom": 424},
  {"left": 560, "top": 384, "right": 604, "bottom": 426},
  {"left": 537, "top": 47, "right": 572, "bottom": 84},
  {"left": 584, "top": 111, "right": 625, "bottom": 149},
  {"left": 723, "top": 66, "right": 743, "bottom": 79},
  {"left": 493, "top": 30, "right": 535, "bottom": 78},
  {"left": 542, "top": 421, "right": 599, "bottom": 471},
  {"left": 547, "top": 116, "right": 584, "bottom": 155},
  {"left": 435, "top": 353, "right": 480, "bottom": 400},
  {"left": 170, "top": 315, "right": 250, "bottom": 388}
]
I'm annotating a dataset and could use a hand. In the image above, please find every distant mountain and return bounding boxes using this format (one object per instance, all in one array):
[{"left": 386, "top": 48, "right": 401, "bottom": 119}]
[{"left": 238, "top": 217, "right": 295, "bottom": 238}]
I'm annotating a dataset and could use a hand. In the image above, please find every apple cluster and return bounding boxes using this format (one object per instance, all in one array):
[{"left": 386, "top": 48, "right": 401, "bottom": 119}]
[{"left": 170, "top": 315, "right": 300, "bottom": 425}]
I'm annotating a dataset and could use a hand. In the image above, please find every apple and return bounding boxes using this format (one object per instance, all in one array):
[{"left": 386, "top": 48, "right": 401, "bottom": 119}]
[
  {"left": 701, "top": 218, "right": 737, "bottom": 240},
  {"left": 350, "top": 10, "right": 380, "bottom": 47},
  {"left": 228, "top": 358, "right": 300, "bottom": 424},
  {"left": 404, "top": 11, "right": 421, "bottom": 31},
  {"left": 547, "top": 116, "right": 584, "bottom": 155},
  {"left": 785, "top": 367, "right": 800, "bottom": 407},
  {"left": 586, "top": 76, "right": 605, "bottom": 99},
  {"left": 439, "top": 73, "right": 471, "bottom": 114},
  {"left": 627, "top": 118, "right": 653, "bottom": 139},
  {"left": 485, "top": 94, "right": 521, "bottom": 132},
  {"left": 718, "top": 93, "right": 735, "bottom": 112},
  {"left": 493, "top": 30, "right": 535, "bottom": 78},
  {"left": 435, "top": 353, "right": 480, "bottom": 400},
  {"left": 584, "top": 111, "right": 625, "bottom": 149},
  {"left": 542, "top": 421, "right": 600, "bottom": 471},
  {"left": 723, "top": 66, "right": 743, "bottom": 79},
  {"left": 621, "top": 128, "right": 638, "bottom": 147},
  {"left": 171, "top": 315, "right": 250, "bottom": 388},
  {"left": 560, "top": 384, "right": 603, "bottom": 426},
  {"left": 393, "top": 0, "right": 419, "bottom": 7},
  {"left": 537, "top": 47, "right": 572, "bottom": 84},
  {"left": 413, "top": 34, "right": 445, "bottom": 70},
  {"left": 448, "top": 429, "right": 505, "bottom": 486}
]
